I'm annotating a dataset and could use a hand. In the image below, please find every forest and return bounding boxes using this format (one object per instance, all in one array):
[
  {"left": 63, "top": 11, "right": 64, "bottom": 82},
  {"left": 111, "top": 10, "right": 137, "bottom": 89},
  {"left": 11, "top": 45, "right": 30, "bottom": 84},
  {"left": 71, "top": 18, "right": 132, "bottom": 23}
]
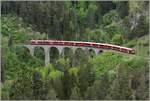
[{"left": 1, "top": 1, "right": 149, "bottom": 100}]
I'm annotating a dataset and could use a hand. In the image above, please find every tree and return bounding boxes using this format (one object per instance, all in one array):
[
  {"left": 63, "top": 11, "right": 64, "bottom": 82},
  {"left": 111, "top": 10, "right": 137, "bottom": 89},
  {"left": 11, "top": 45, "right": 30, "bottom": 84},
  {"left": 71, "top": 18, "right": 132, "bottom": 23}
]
[
  {"left": 77, "top": 63, "right": 95, "bottom": 98},
  {"left": 107, "top": 65, "right": 133, "bottom": 100},
  {"left": 9, "top": 70, "right": 33, "bottom": 100},
  {"left": 70, "top": 87, "right": 81, "bottom": 100},
  {"left": 32, "top": 71, "right": 44, "bottom": 100},
  {"left": 116, "top": 1, "right": 129, "bottom": 18},
  {"left": 112, "top": 34, "right": 123, "bottom": 45}
]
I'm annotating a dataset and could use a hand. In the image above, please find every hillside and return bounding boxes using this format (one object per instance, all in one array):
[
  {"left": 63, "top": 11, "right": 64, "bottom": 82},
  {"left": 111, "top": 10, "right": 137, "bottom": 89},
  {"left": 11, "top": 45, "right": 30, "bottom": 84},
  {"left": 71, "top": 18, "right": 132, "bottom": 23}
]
[{"left": 1, "top": 1, "right": 149, "bottom": 100}]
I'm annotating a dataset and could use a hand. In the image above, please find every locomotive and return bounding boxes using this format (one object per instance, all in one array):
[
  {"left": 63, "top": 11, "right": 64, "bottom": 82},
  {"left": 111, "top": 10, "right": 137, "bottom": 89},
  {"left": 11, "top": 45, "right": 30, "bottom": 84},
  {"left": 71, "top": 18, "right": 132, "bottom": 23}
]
[{"left": 30, "top": 40, "right": 135, "bottom": 54}]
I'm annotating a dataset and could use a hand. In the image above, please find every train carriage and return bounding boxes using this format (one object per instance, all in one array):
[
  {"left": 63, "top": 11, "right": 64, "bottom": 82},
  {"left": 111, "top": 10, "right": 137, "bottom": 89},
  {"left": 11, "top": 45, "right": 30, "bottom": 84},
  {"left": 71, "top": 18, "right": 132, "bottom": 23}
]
[{"left": 30, "top": 40, "right": 135, "bottom": 54}]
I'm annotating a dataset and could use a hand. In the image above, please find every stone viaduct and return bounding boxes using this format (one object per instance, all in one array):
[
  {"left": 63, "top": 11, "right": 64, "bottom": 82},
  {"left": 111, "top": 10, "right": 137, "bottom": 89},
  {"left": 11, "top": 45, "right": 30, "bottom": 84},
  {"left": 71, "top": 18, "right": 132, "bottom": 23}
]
[{"left": 18, "top": 45, "right": 103, "bottom": 65}]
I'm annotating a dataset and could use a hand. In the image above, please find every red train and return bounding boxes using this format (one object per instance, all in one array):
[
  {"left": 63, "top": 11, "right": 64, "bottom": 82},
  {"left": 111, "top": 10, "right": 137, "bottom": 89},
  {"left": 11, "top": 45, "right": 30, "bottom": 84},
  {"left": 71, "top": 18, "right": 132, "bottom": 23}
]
[{"left": 30, "top": 40, "right": 135, "bottom": 54}]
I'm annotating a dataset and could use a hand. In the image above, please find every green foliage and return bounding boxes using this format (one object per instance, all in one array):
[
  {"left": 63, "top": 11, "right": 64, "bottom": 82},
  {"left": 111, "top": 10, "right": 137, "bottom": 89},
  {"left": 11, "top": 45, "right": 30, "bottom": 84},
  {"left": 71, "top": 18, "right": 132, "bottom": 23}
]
[
  {"left": 70, "top": 87, "right": 81, "bottom": 100},
  {"left": 69, "top": 67, "right": 78, "bottom": 76},
  {"left": 112, "top": 34, "right": 123, "bottom": 45},
  {"left": 129, "top": 1, "right": 145, "bottom": 14},
  {"left": 1, "top": 14, "right": 28, "bottom": 43},
  {"left": 9, "top": 67, "right": 33, "bottom": 100},
  {"left": 49, "top": 70, "right": 63, "bottom": 79},
  {"left": 1, "top": 1, "right": 149, "bottom": 100},
  {"left": 77, "top": 63, "right": 95, "bottom": 97},
  {"left": 1, "top": 14, "right": 49, "bottom": 80},
  {"left": 55, "top": 58, "right": 70, "bottom": 71},
  {"left": 35, "top": 64, "right": 52, "bottom": 80},
  {"left": 76, "top": 2, "right": 88, "bottom": 23},
  {"left": 108, "top": 58, "right": 149, "bottom": 100},
  {"left": 105, "top": 22, "right": 125, "bottom": 41},
  {"left": 2, "top": 41, "right": 43, "bottom": 80},
  {"left": 103, "top": 10, "right": 120, "bottom": 25},
  {"left": 1, "top": 14, "right": 20, "bottom": 36},
  {"left": 125, "top": 35, "right": 149, "bottom": 57},
  {"left": 34, "top": 47, "right": 45, "bottom": 66},
  {"left": 89, "top": 3, "right": 97, "bottom": 11},
  {"left": 108, "top": 66, "right": 133, "bottom": 100},
  {"left": 35, "top": 64, "right": 64, "bottom": 80},
  {"left": 1, "top": 80, "right": 13, "bottom": 100},
  {"left": 123, "top": 57, "right": 148, "bottom": 71},
  {"left": 1, "top": 14, "right": 47, "bottom": 43},
  {"left": 116, "top": 2, "right": 129, "bottom": 18},
  {"left": 90, "top": 52, "right": 123, "bottom": 79},
  {"left": 84, "top": 28, "right": 109, "bottom": 42},
  {"left": 85, "top": 73, "right": 110, "bottom": 100},
  {"left": 125, "top": 39, "right": 137, "bottom": 47},
  {"left": 131, "top": 15, "right": 149, "bottom": 38}
]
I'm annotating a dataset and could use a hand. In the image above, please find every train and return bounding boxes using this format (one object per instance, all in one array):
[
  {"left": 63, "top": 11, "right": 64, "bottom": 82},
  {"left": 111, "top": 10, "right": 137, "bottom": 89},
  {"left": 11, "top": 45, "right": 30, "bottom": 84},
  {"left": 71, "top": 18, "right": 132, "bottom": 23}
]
[{"left": 30, "top": 40, "right": 136, "bottom": 54}]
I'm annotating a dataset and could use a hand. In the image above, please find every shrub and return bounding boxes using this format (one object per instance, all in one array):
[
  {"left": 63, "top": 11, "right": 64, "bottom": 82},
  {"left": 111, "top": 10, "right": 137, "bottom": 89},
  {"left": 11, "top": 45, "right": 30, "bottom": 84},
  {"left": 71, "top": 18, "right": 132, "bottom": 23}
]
[
  {"left": 112, "top": 34, "right": 123, "bottom": 45},
  {"left": 90, "top": 52, "right": 123, "bottom": 79},
  {"left": 103, "top": 10, "right": 120, "bottom": 25},
  {"left": 125, "top": 39, "right": 137, "bottom": 47},
  {"left": 131, "top": 16, "right": 149, "bottom": 39}
]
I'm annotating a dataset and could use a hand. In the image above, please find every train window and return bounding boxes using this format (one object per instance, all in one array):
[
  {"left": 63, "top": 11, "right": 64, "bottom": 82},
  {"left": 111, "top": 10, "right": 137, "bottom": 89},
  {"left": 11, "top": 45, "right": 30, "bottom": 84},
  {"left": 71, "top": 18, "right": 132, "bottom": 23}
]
[
  {"left": 106, "top": 45, "right": 111, "bottom": 49},
  {"left": 46, "top": 42, "right": 49, "bottom": 44},
  {"left": 39, "top": 42, "right": 42, "bottom": 44},
  {"left": 57, "top": 41, "right": 60, "bottom": 45},
  {"left": 120, "top": 48, "right": 125, "bottom": 52},
  {"left": 60, "top": 42, "right": 63, "bottom": 45},
  {"left": 59, "top": 42, "right": 63, "bottom": 45},
  {"left": 70, "top": 42, "right": 74, "bottom": 46},
  {"left": 116, "top": 47, "right": 120, "bottom": 51},
  {"left": 48, "top": 42, "right": 51, "bottom": 44},
  {"left": 112, "top": 46, "right": 118, "bottom": 51},
  {"left": 103, "top": 45, "right": 108, "bottom": 49},
  {"left": 76, "top": 43, "right": 79, "bottom": 46},
  {"left": 55, "top": 42, "right": 58, "bottom": 45},
  {"left": 62, "top": 42, "right": 65, "bottom": 45},
  {"left": 120, "top": 48, "right": 128, "bottom": 53},
  {"left": 99, "top": 45, "right": 104, "bottom": 48},
  {"left": 80, "top": 43, "right": 84, "bottom": 46},
  {"left": 43, "top": 41, "right": 46, "bottom": 45},
  {"left": 65, "top": 42, "right": 70, "bottom": 46},
  {"left": 76, "top": 43, "right": 80, "bottom": 46},
  {"left": 85, "top": 43, "right": 91, "bottom": 47},
  {"left": 34, "top": 41, "right": 36, "bottom": 44},
  {"left": 92, "top": 44, "right": 98, "bottom": 48}
]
